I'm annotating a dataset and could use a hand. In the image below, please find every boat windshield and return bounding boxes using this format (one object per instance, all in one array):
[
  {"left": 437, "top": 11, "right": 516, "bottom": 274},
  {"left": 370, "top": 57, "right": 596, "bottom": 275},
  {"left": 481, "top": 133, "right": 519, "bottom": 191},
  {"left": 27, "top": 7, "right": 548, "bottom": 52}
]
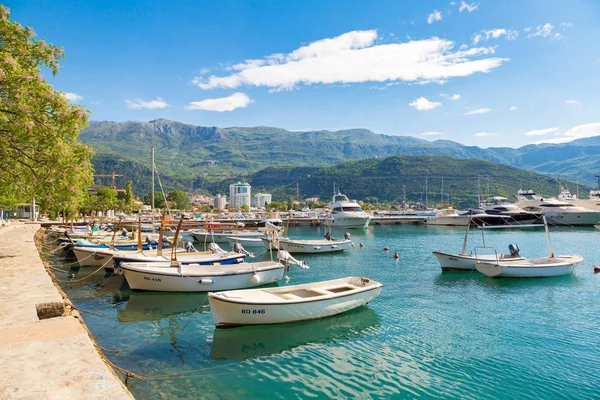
[
  {"left": 332, "top": 206, "right": 363, "bottom": 212},
  {"left": 333, "top": 194, "right": 349, "bottom": 202}
]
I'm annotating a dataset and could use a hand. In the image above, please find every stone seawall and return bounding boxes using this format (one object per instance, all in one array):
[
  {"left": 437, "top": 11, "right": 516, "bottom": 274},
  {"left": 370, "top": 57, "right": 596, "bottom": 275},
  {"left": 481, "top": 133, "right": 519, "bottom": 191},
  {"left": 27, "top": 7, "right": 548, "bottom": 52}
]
[{"left": 0, "top": 223, "right": 133, "bottom": 400}]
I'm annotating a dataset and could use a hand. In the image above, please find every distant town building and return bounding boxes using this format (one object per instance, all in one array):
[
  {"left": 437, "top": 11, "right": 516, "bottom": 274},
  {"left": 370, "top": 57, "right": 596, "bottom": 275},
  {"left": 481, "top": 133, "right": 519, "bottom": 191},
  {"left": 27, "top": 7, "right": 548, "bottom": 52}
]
[
  {"left": 213, "top": 194, "right": 227, "bottom": 210},
  {"left": 229, "top": 182, "right": 251, "bottom": 208},
  {"left": 254, "top": 193, "right": 272, "bottom": 208},
  {"left": 305, "top": 197, "right": 320, "bottom": 203}
]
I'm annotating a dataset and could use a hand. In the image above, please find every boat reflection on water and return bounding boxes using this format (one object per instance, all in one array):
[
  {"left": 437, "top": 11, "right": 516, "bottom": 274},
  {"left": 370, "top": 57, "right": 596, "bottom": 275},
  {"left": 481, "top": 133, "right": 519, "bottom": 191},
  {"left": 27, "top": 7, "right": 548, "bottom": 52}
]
[
  {"left": 210, "top": 306, "right": 380, "bottom": 360},
  {"left": 118, "top": 292, "right": 209, "bottom": 322}
]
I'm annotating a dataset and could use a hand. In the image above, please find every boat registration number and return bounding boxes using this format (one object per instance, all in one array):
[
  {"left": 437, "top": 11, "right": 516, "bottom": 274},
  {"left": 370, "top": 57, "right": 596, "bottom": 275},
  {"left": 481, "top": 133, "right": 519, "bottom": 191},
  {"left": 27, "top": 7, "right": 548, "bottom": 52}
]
[
  {"left": 241, "top": 309, "right": 266, "bottom": 314},
  {"left": 143, "top": 276, "right": 162, "bottom": 282}
]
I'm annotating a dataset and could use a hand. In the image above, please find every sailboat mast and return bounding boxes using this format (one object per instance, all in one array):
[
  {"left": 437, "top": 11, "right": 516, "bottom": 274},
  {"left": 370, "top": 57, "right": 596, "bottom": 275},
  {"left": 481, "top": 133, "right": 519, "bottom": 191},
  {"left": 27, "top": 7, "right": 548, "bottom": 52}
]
[
  {"left": 440, "top": 176, "right": 444, "bottom": 208},
  {"left": 151, "top": 146, "right": 155, "bottom": 233},
  {"left": 425, "top": 177, "right": 428, "bottom": 209}
]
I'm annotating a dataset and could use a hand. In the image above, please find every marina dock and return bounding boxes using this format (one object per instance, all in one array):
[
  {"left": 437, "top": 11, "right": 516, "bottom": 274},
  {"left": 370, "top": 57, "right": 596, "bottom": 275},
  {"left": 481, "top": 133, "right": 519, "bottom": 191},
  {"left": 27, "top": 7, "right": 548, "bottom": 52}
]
[{"left": 0, "top": 223, "right": 132, "bottom": 399}]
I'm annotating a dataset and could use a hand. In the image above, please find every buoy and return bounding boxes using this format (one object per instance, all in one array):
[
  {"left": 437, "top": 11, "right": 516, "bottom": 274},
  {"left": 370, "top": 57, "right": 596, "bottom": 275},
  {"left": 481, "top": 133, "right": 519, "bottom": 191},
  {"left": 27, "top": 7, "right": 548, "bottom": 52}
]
[
  {"left": 383, "top": 247, "right": 389, "bottom": 251},
  {"left": 394, "top": 252, "right": 399, "bottom": 259},
  {"left": 199, "top": 279, "right": 214, "bottom": 285},
  {"left": 359, "top": 243, "right": 364, "bottom": 248},
  {"left": 250, "top": 273, "right": 261, "bottom": 284},
  {"left": 594, "top": 265, "right": 600, "bottom": 273}
]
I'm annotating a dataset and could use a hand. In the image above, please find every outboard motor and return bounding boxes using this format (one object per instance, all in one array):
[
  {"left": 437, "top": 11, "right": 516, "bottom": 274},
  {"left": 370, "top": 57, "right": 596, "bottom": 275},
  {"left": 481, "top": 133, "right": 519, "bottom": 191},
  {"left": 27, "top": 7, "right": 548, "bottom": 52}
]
[
  {"left": 184, "top": 240, "right": 197, "bottom": 253},
  {"left": 508, "top": 244, "right": 520, "bottom": 257},
  {"left": 121, "top": 228, "right": 128, "bottom": 238},
  {"left": 344, "top": 232, "right": 351, "bottom": 240},
  {"left": 232, "top": 242, "right": 255, "bottom": 258},
  {"left": 278, "top": 250, "right": 309, "bottom": 270},
  {"left": 208, "top": 242, "right": 226, "bottom": 254}
]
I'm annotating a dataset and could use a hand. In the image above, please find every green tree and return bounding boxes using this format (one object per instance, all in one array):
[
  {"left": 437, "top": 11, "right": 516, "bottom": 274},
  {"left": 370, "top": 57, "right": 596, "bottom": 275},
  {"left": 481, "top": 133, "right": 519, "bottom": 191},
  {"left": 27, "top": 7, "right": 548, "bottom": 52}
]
[
  {"left": 240, "top": 204, "right": 250, "bottom": 212},
  {"left": 0, "top": 6, "right": 93, "bottom": 213},
  {"left": 95, "top": 187, "right": 118, "bottom": 213},
  {"left": 143, "top": 191, "right": 167, "bottom": 209},
  {"left": 124, "top": 181, "right": 133, "bottom": 212},
  {"left": 168, "top": 190, "right": 191, "bottom": 210}
]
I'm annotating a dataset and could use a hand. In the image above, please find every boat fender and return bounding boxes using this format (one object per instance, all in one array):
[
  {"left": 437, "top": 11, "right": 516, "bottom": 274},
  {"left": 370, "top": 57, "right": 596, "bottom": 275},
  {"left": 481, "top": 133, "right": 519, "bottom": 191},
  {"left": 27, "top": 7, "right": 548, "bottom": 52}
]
[
  {"left": 199, "top": 279, "right": 214, "bottom": 285},
  {"left": 313, "top": 246, "right": 321, "bottom": 250},
  {"left": 250, "top": 273, "right": 261, "bottom": 284},
  {"left": 331, "top": 245, "right": 338, "bottom": 249},
  {"left": 394, "top": 252, "right": 399, "bottom": 259}
]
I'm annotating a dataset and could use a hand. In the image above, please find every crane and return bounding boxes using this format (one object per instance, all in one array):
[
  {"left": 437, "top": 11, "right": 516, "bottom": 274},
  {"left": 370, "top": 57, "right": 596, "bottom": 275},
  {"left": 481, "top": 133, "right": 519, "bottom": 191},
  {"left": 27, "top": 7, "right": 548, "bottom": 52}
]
[{"left": 93, "top": 171, "right": 124, "bottom": 190}]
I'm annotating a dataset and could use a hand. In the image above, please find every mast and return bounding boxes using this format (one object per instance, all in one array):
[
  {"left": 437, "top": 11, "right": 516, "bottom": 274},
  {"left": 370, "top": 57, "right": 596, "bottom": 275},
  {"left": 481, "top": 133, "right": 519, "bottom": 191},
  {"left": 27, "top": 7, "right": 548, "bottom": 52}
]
[
  {"left": 440, "top": 176, "right": 444, "bottom": 208},
  {"left": 425, "top": 177, "right": 428, "bottom": 209},
  {"left": 151, "top": 146, "right": 155, "bottom": 233}
]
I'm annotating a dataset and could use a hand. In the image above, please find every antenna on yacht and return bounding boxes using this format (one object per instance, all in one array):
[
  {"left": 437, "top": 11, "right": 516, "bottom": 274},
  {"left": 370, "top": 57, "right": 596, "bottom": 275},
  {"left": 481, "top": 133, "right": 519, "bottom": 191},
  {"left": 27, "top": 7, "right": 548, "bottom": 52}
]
[{"left": 595, "top": 174, "right": 600, "bottom": 190}]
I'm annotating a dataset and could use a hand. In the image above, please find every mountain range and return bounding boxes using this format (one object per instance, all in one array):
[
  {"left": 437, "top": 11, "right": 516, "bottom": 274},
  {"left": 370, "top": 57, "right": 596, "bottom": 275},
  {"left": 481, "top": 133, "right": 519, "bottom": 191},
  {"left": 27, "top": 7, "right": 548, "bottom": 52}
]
[{"left": 80, "top": 119, "right": 600, "bottom": 199}]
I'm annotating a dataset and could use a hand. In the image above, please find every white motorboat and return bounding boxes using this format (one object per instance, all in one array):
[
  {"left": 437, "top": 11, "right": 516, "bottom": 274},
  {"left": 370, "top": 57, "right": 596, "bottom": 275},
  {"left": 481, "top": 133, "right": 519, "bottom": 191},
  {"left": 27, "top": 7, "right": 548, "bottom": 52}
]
[
  {"left": 476, "top": 215, "right": 584, "bottom": 277},
  {"left": 433, "top": 248, "right": 524, "bottom": 271},
  {"left": 117, "top": 260, "right": 285, "bottom": 292},
  {"left": 72, "top": 246, "right": 186, "bottom": 267},
  {"left": 226, "top": 236, "right": 265, "bottom": 248},
  {"left": 480, "top": 196, "right": 542, "bottom": 225},
  {"left": 425, "top": 208, "right": 469, "bottom": 226},
  {"left": 476, "top": 255, "right": 583, "bottom": 278},
  {"left": 326, "top": 193, "right": 371, "bottom": 229},
  {"left": 111, "top": 249, "right": 246, "bottom": 272},
  {"left": 208, "top": 276, "right": 383, "bottom": 328},
  {"left": 261, "top": 234, "right": 354, "bottom": 254},
  {"left": 191, "top": 230, "right": 264, "bottom": 243},
  {"left": 515, "top": 190, "right": 600, "bottom": 226}
]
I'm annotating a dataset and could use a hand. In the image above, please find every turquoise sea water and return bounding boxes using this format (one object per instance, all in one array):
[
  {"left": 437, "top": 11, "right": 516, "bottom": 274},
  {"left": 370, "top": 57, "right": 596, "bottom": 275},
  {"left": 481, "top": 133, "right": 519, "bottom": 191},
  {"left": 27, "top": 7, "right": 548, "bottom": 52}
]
[{"left": 44, "top": 225, "right": 600, "bottom": 399}]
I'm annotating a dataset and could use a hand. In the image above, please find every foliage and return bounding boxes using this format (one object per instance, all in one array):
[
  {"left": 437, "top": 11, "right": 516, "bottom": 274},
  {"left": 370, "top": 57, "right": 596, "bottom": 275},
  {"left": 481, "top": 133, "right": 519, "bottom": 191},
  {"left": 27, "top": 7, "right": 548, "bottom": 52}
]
[
  {"left": 0, "top": 6, "right": 94, "bottom": 212},
  {"left": 240, "top": 204, "right": 250, "bottom": 212},
  {"left": 167, "top": 190, "right": 191, "bottom": 210},
  {"left": 142, "top": 191, "right": 167, "bottom": 209},
  {"left": 124, "top": 181, "right": 133, "bottom": 212}
]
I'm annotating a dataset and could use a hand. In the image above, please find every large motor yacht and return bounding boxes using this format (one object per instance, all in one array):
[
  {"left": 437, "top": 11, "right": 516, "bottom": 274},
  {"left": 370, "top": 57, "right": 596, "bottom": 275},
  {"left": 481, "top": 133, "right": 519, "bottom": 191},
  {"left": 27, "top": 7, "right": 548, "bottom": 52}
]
[
  {"left": 515, "top": 190, "right": 600, "bottom": 226},
  {"left": 327, "top": 193, "right": 371, "bottom": 229},
  {"left": 480, "top": 196, "right": 542, "bottom": 224},
  {"left": 557, "top": 189, "right": 600, "bottom": 211}
]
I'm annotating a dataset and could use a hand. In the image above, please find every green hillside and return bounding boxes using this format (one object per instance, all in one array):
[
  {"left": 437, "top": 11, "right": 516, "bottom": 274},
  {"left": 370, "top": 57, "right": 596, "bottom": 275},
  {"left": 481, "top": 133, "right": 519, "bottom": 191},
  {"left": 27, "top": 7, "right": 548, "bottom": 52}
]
[{"left": 197, "top": 156, "right": 588, "bottom": 208}]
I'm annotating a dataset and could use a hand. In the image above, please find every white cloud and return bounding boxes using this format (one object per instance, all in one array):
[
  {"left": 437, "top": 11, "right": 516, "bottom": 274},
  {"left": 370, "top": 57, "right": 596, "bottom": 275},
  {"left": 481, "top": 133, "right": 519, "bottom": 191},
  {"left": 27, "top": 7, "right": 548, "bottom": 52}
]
[
  {"left": 528, "top": 23, "right": 554, "bottom": 38},
  {"left": 525, "top": 127, "right": 560, "bottom": 136},
  {"left": 535, "top": 123, "right": 600, "bottom": 144},
  {"left": 63, "top": 92, "right": 83, "bottom": 102},
  {"left": 184, "top": 92, "right": 253, "bottom": 112},
  {"left": 474, "top": 132, "right": 496, "bottom": 137},
  {"left": 472, "top": 28, "right": 519, "bottom": 44},
  {"left": 441, "top": 93, "right": 461, "bottom": 100},
  {"left": 509, "top": 105, "right": 517, "bottom": 111},
  {"left": 192, "top": 30, "right": 507, "bottom": 91},
  {"left": 464, "top": 108, "right": 491, "bottom": 115},
  {"left": 427, "top": 10, "right": 443, "bottom": 24},
  {"left": 566, "top": 100, "right": 581, "bottom": 105},
  {"left": 459, "top": 1, "right": 478, "bottom": 12},
  {"left": 421, "top": 131, "right": 444, "bottom": 136},
  {"left": 125, "top": 97, "right": 169, "bottom": 109},
  {"left": 524, "top": 27, "right": 531, "bottom": 33},
  {"left": 409, "top": 97, "right": 441, "bottom": 111}
]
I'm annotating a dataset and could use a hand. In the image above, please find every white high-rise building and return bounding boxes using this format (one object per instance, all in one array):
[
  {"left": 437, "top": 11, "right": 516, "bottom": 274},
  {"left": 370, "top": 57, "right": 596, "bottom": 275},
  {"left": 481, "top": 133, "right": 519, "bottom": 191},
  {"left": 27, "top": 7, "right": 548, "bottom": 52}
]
[
  {"left": 254, "top": 193, "right": 272, "bottom": 208},
  {"left": 213, "top": 194, "right": 227, "bottom": 210},
  {"left": 229, "top": 182, "right": 251, "bottom": 208}
]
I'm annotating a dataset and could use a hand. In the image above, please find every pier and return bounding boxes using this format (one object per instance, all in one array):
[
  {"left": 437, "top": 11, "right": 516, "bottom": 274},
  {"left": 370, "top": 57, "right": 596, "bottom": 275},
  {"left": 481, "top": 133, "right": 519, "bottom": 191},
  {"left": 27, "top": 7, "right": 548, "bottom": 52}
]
[{"left": 0, "top": 223, "right": 132, "bottom": 399}]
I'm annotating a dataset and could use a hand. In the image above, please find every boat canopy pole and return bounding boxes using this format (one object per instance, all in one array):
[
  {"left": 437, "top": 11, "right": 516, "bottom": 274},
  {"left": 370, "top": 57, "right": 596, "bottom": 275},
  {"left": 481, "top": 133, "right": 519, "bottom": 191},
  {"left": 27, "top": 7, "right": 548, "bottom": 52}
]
[
  {"left": 157, "top": 213, "right": 165, "bottom": 257},
  {"left": 460, "top": 216, "right": 471, "bottom": 255},
  {"left": 170, "top": 217, "right": 184, "bottom": 267},
  {"left": 136, "top": 217, "right": 142, "bottom": 253},
  {"left": 109, "top": 217, "right": 123, "bottom": 251},
  {"left": 543, "top": 216, "right": 555, "bottom": 258}
]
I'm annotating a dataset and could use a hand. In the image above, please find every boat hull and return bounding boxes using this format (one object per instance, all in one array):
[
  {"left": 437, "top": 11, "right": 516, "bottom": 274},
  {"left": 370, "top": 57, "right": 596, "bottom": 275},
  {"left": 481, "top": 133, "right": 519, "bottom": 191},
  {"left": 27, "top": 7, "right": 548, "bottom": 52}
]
[
  {"left": 111, "top": 252, "right": 246, "bottom": 272},
  {"left": 262, "top": 238, "right": 354, "bottom": 254},
  {"left": 119, "top": 262, "right": 284, "bottom": 292},
  {"left": 209, "top": 285, "right": 382, "bottom": 328},
  {"left": 433, "top": 251, "right": 523, "bottom": 271},
  {"left": 475, "top": 255, "right": 583, "bottom": 278},
  {"left": 328, "top": 216, "right": 371, "bottom": 229}
]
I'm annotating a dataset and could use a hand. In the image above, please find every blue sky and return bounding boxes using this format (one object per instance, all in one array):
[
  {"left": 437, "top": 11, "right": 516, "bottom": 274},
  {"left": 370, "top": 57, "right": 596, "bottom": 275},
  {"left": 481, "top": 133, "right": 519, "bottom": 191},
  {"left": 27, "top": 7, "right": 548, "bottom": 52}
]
[{"left": 8, "top": 0, "right": 600, "bottom": 147}]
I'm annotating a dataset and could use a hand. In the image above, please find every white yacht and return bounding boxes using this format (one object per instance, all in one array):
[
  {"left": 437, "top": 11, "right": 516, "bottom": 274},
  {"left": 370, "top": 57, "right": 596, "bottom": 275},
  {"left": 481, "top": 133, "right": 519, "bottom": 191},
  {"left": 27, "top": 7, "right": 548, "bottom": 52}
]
[
  {"left": 557, "top": 189, "right": 600, "bottom": 211},
  {"left": 515, "top": 190, "right": 600, "bottom": 226},
  {"left": 480, "top": 196, "right": 542, "bottom": 224},
  {"left": 327, "top": 193, "right": 371, "bottom": 229}
]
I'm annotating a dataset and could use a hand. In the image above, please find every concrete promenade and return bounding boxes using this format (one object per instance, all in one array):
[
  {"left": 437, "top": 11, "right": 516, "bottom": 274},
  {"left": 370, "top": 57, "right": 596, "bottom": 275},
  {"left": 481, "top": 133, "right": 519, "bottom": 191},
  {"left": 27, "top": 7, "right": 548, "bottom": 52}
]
[{"left": 0, "top": 223, "right": 133, "bottom": 400}]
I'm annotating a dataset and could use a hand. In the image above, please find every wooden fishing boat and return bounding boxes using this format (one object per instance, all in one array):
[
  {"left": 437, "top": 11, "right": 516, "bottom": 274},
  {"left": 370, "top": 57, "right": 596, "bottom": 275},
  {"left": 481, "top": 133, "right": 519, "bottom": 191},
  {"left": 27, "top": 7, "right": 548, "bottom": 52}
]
[
  {"left": 433, "top": 248, "right": 524, "bottom": 271},
  {"left": 117, "top": 260, "right": 285, "bottom": 292},
  {"left": 476, "top": 255, "right": 584, "bottom": 278},
  {"left": 226, "top": 236, "right": 265, "bottom": 248},
  {"left": 208, "top": 276, "right": 383, "bottom": 328}
]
